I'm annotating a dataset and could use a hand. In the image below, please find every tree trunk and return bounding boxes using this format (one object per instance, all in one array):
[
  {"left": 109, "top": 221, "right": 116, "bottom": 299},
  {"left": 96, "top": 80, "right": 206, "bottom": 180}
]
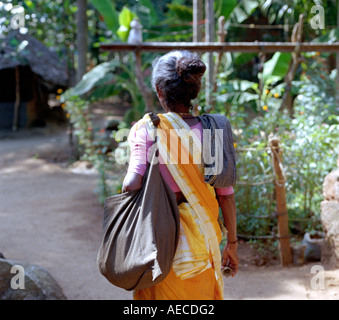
[{"left": 76, "top": 0, "right": 88, "bottom": 83}]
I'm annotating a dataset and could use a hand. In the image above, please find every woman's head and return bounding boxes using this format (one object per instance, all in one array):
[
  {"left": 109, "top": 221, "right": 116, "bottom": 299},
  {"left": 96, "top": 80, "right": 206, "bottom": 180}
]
[{"left": 151, "top": 50, "right": 206, "bottom": 111}]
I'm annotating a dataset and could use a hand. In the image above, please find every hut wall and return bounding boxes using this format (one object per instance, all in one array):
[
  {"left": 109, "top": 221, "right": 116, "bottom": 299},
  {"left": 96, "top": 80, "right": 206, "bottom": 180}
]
[{"left": 0, "top": 66, "right": 34, "bottom": 129}]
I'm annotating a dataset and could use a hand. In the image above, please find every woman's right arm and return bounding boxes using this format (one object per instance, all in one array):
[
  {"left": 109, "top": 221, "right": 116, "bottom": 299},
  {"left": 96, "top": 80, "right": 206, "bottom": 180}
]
[
  {"left": 123, "top": 172, "right": 143, "bottom": 192},
  {"left": 217, "top": 193, "right": 239, "bottom": 276},
  {"left": 123, "top": 122, "right": 150, "bottom": 192}
]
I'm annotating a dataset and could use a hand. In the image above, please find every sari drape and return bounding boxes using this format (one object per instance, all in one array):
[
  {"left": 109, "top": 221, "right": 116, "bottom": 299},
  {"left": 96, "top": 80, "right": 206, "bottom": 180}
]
[{"left": 133, "top": 112, "right": 223, "bottom": 300}]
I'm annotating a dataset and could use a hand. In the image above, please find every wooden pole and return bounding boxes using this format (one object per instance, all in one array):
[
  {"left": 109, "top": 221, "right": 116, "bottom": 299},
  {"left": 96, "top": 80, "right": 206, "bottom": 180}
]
[
  {"left": 192, "top": 0, "right": 204, "bottom": 116},
  {"left": 205, "top": 0, "right": 214, "bottom": 110},
  {"left": 280, "top": 14, "right": 304, "bottom": 115},
  {"left": 193, "top": 0, "right": 203, "bottom": 43},
  {"left": 210, "top": 16, "right": 226, "bottom": 112},
  {"left": 336, "top": 0, "right": 339, "bottom": 110},
  {"left": 12, "top": 66, "right": 20, "bottom": 131},
  {"left": 269, "top": 137, "right": 292, "bottom": 267},
  {"left": 100, "top": 42, "right": 339, "bottom": 53}
]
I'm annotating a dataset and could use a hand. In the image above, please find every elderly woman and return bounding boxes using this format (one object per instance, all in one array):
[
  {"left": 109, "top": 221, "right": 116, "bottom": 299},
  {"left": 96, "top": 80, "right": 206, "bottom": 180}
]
[{"left": 123, "top": 50, "right": 238, "bottom": 300}]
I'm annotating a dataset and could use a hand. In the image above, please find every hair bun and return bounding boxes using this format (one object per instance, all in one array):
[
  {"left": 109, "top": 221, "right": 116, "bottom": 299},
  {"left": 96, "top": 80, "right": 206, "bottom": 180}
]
[{"left": 176, "top": 57, "right": 206, "bottom": 84}]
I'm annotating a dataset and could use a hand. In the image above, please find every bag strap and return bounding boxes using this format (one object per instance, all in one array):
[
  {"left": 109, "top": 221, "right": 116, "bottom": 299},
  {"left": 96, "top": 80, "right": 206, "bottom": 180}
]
[{"left": 148, "top": 112, "right": 160, "bottom": 127}]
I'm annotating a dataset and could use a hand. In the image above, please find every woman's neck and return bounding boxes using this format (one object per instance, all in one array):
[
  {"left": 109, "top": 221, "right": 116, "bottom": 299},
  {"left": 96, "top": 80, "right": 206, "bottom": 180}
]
[{"left": 166, "top": 104, "right": 191, "bottom": 114}]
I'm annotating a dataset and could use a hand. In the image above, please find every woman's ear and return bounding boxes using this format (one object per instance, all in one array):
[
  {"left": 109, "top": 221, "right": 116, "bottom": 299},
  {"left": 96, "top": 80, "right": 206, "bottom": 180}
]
[{"left": 156, "top": 85, "right": 163, "bottom": 98}]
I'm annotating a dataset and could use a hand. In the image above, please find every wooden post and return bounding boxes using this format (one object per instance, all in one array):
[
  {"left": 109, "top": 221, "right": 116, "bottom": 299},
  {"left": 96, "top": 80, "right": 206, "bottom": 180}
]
[
  {"left": 193, "top": 0, "right": 203, "bottom": 43},
  {"left": 269, "top": 137, "right": 293, "bottom": 267},
  {"left": 205, "top": 0, "right": 214, "bottom": 110},
  {"left": 210, "top": 16, "right": 226, "bottom": 112},
  {"left": 280, "top": 14, "right": 304, "bottom": 115},
  {"left": 135, "top": 51, "right": 154, "bottom": 112},
  {"left": 12, "top": 66, "right": 20, "bottom": 131},
  {"left": 336, "top": 0, "right": 339, "bottom": 110}
]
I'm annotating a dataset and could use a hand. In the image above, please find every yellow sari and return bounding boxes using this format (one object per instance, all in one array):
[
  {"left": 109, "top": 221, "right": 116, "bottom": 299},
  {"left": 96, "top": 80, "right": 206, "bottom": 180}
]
[{"left": 133, "top": 112, "right": 223, "bottom": 300}]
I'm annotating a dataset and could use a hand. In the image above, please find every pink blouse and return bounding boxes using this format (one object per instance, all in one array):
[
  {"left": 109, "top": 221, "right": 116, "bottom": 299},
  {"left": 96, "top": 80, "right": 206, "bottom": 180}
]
[{"left": 127, "top": 120, "right": 234, "bottom": 196}]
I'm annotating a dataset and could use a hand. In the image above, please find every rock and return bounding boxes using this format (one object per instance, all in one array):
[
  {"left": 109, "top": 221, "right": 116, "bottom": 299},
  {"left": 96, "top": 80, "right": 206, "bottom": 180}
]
[
  {"left": 302, "top": 232, "right": 323, "bottom": 262},
  {"left": 0, "top": 258, "right": 66, "bottom": 300},
  {"left": 321, "top": 200, "right": 339, "bottom": 268},
  {"left": 0, "top": 253, "right": 5, "bottom": 259},
  {"left": 323, "top": 169, "right": 339, "bottom": 201}
]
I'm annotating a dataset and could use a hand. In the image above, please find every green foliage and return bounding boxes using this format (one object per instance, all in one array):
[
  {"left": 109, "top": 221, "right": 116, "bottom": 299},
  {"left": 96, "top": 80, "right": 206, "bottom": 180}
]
[
  {"left": 116, "top": 6, "right": 137, "bottom": 41},
  {"left": 63, "top": 98, "right": 123, "bottom": 204},
  {"left": 61, "top": 53, "right": 148, "bottom": 126},
  {"left": 89, "top": 0, "right": 119, "bottom": 33},
  {"left": 230, "top": 0, "right": 259, "bottom": 23},
  {"left": 166, "top": 3, "right": 192, "bottom": 22},
  {"left": 62, "top": 60, "right": 121, "bottom": 100},
  {"left": 215, "top": 0, "right": 238, "bottom": 21},
  {"left": 214, "top": 51, "right": 339, "bottom": 238},
  {"left": 261, "top": 52, "right": 292, "bottom": 84}
]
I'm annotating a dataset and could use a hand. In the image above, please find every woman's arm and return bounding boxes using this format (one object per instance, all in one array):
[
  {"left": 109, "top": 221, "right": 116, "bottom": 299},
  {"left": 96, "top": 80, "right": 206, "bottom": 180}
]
[
  {"left": 217, "top": 193, "right": 239, "bottom": 276},
  {"left": 122, "top": 172, "right": 143, "bottom": 192}
]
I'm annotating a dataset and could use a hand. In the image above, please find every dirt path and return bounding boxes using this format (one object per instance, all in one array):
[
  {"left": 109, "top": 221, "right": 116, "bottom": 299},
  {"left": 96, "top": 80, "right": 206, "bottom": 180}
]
[{"left": 0, "top": 126, "right": 338, "bottom": 300}]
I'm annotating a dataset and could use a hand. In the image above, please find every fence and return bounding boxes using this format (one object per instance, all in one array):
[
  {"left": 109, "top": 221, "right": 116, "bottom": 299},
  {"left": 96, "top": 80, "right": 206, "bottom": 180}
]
[{"left": 99, "top": 18, "right": 339, "bottom": 266}]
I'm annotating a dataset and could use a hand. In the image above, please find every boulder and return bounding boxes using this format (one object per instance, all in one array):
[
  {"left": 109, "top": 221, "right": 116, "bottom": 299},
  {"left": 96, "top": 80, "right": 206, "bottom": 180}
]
[
  {"left": 321, "top": 158, "right": 339, "bottom": 269},
  {"left": 321, "top": 201, "right": 339, "bottom": 268},
  {"left": 0, "top": 258, "right": 66, "bottom": 300},
  {"left": 323, "top": 169, "right": 339, "bottom": 201}
]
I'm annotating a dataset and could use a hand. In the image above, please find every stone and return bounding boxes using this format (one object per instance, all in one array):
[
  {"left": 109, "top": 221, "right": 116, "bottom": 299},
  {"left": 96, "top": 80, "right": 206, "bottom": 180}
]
[
  {"left": 323, "top": 169, "right": 339, "bottom": 201},
  {"left": 321, "top": 160, "right": 339, "bottom": 269},
  {"left": 0, "top": 258, "right": 66, "bottom": 300},
  {"left": 302, "top": 232, "right": 323, "bottom": 262},
  {"left": 321, "top": 201, "right": 339, "bottom": 268}
]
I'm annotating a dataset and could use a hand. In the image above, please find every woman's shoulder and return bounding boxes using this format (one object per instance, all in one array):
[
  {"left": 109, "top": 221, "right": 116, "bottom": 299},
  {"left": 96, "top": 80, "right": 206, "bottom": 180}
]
[{"left": 199, "top": 113, "right": 230, "bottom": 129}]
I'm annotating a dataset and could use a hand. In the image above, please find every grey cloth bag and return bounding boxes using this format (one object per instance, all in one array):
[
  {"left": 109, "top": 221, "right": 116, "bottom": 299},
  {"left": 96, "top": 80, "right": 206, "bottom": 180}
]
[
  {"left": 97, "top": 146, "right": 180, "bottom": 291},
  {"left": 198, "top": 114, "right": 237, "bottom": 188}
]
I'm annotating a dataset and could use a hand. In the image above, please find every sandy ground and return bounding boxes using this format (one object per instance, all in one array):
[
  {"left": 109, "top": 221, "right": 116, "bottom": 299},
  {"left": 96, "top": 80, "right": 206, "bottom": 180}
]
[{"left": 0, "top": 126, "right": 338, "bottom": 300}]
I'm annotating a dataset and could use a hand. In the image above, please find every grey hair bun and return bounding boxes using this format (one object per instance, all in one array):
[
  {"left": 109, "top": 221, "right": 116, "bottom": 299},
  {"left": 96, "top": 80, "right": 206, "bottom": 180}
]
[{"left": 176, "top": 57, "right": 206, "bottom": 84}]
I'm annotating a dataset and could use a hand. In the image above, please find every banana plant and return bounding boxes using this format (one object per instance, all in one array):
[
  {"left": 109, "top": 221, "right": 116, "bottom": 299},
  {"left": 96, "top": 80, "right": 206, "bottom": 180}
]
[
  {"left": 88, "top": 0, "right": 119, "bottom": 33},
  {"left": 61, "top": 55, "right": 146, "bottom": 125},
  {"left": 216, "top": 52, "right": 292, "bottom": 112}
]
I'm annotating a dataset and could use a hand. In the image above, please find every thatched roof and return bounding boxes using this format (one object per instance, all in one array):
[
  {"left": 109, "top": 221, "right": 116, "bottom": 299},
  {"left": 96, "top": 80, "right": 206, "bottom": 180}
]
[{"left": 0, "top": 31, "right": 68, "bottom": 87}]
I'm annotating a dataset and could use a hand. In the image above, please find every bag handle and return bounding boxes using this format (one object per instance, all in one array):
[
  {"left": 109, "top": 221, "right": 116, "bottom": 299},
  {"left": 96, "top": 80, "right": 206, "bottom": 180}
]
[{"left": 148, "top": 112, "right": 160, "bottom": 127}]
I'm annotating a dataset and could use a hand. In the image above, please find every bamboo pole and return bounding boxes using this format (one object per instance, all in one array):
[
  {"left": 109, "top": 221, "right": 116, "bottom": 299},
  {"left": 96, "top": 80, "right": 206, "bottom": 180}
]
[{"left": 269, "top": 137, "right": 292, "bottom": 267}]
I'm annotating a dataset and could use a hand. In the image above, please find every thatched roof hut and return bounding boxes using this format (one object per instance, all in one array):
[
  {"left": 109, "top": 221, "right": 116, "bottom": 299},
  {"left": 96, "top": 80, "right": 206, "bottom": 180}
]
[
  {"left": 0, "top": 31, "right": 69, "bottom": 129},
  {"left": 0, "top": 30, "right": 68, "bottom": 87}
]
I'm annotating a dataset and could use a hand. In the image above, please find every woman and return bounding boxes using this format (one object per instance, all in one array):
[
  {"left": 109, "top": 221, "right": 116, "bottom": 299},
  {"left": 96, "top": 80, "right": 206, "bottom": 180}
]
[{"left": 123, "top": 50, "right": 238, "bottom": 300}]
